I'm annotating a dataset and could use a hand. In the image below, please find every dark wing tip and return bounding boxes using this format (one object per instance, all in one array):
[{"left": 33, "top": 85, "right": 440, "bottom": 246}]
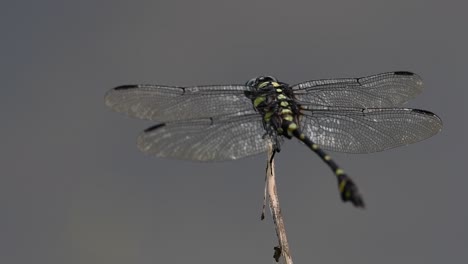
[
  {"left": 411, "top": 109, "right": 443, "bottom": 129},
  {"left": 144, "top": 123, "right": 166, "bottom": 132},
  {"left": 393, "top": 71, "right": 415, "bottom": 76},
  {"left": 114, "top": 85, "right": 139, "bottom": 90},
  {"left": 411, "top": 109, "right": 437, "bottom": 116}
]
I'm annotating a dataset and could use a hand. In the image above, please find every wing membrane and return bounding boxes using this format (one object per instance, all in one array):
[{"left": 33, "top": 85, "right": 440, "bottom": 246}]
[
  {"left": 137, "top": 114, "right": 269, "bottom": 161},
  {"left": 105, "top": 84, "right": 253, "bottom": 121},
  {"left": 292, "top": 72, "right": 424, "bottom": 108},
  {"left": 299, "top": 107, "right": 442, "bottom": 153}
]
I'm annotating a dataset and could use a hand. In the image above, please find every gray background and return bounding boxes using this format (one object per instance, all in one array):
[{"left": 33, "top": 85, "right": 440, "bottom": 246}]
[{"left": 1, "top": 0, "right": 466, "bottom": 263}]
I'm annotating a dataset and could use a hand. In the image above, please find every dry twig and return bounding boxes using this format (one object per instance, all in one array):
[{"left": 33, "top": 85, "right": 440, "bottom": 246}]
[{"left": 264, "top": 143, "right": 293, "bottom": 264}]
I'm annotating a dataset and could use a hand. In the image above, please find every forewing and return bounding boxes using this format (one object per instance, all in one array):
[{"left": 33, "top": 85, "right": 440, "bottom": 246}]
[
  {"left": 137, "top": 114, "right": 269, "bottom": 161},
  {"left": 292, "top": 72, "right": 424, "bottom": 108},
  {"left": 299, "top": 108, "right": 442, "bottom": 153},
  {"left": 105, "top": 84, "right": 253, "bottom": 121}
]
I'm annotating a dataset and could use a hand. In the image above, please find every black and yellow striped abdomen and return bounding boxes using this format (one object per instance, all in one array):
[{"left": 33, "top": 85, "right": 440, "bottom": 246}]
[{"left": 282, "top": 120, "right": 364, "bottom": 207}]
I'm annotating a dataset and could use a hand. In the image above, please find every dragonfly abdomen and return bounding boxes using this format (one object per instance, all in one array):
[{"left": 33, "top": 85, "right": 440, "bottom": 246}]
[{"left": 283, "top": 119, "right": 365, "bottom": 208}]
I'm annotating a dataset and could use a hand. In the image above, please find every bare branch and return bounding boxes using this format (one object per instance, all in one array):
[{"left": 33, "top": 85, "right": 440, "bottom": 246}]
[{"left": 266, "top": 143, "right": 293, "bottom": 264}]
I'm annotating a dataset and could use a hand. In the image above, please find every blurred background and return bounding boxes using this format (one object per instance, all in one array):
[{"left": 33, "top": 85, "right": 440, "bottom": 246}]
[{"left": 1, "top": 0, "right": 466, "bottom": 263}]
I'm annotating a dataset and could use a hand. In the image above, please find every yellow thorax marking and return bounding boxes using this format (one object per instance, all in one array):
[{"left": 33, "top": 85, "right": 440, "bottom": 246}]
[
  {"left": 258, "top": 82, "right": 269, "bottom": 88},
  {"left": 272, "top": 82, "right": 280, "bottom": 87},
  {"left": 283, "top": 115, "right": 293, "bottom": 121},
  {"left": 280, "top": 101, "right": 289, "bottom": 107},
  {"left": 264, "top": 111, "right": 274, "bottom": 121},
  {"left": 253, "top": 96, "right": 266, "bottom": 107},
  {"left": 281, "top": 108, "right": 292, "bottom": 115}
]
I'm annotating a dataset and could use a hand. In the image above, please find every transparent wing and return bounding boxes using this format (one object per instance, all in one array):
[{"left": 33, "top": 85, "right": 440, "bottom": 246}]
[
  {"left": 137, "top": 113, "right": 269, "bottom": 161},
  {"left": 299, "top": 107, "right": 442, "bottom": 153},
  {"left": 292, "top": 71, "right": 424, "bottom": 108},
  {"left": 105, "top": 84, "right": 254, "bottom": 121}
]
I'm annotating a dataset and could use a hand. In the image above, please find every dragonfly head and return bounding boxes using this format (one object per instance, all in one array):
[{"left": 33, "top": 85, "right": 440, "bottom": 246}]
[{"left": 246, "top": 76, "right": 279, "bottom": 89}]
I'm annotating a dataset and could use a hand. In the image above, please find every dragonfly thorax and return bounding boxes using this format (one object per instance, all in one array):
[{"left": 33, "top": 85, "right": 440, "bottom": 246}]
[{"left": 244, "top": 77, "right": 302, "bottom": 150}]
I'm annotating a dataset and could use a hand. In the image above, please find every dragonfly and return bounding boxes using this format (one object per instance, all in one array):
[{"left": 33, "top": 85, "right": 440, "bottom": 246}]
[{"left": 105, "top": 71, "right": 442, "bottom": 208}]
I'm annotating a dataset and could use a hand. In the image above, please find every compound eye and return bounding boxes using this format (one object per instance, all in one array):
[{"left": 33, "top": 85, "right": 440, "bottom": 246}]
[
  {"left": 246, "top": 76, "right": 266, "bottom": 87},
  {"left": 265, "top": 76, "right": 278, "bottom": 82},
  {"left": 245, "top": 77, "right": 257, "bottom": 87},
  {"left": 246, "top": 76, "right": 278, "bottom": 87}
]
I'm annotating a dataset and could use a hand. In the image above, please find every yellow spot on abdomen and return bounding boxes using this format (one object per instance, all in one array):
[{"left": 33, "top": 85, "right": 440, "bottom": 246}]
[
  {"left": 324, "top": 155, "right": 331, "bottom": 161},
  {"left": 287, "top": 123, "right": 297, "bottom": 132},
  {"left": 335, "top": 169, "right": 345, "bottom": 175},
  {"left": 280, "top": 101, "right": 289, "bottom": 107},
  {"left": 312, "top": 144, "right": 319, "bottom": 150},
  {"left": 339, "top": 180, "right": 346, "bottom": 192},
  {"left": 299, "top": 134, "right": 305, "bottom": 140}
]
